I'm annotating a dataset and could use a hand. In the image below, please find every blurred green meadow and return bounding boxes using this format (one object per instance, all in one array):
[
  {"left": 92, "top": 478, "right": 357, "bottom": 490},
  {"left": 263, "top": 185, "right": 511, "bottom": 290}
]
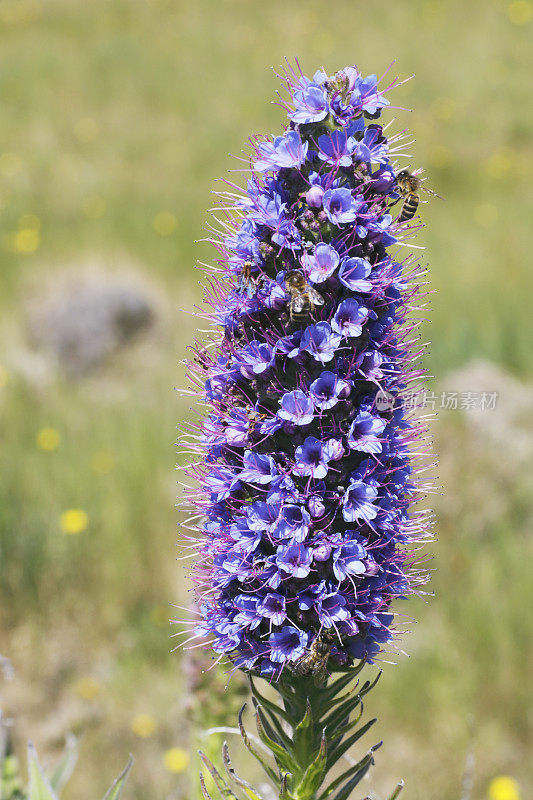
[{"left": 0, "top": 0, "right": 532, "bottom": 798}]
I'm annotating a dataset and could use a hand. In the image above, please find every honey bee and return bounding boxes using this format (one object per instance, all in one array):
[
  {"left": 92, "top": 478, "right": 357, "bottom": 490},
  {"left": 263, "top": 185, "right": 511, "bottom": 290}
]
[
  {"left": 237, "top": 261, "right": 261, "bottom": 298},
  {"left": 394, "top": 170, "right": 441, "bottom": 223},
  {"left": 292, "top": 635, "right": 331, "bottom": 686},
  {"left": 284, "top": 269, "right": 324, "bottom": 320}
]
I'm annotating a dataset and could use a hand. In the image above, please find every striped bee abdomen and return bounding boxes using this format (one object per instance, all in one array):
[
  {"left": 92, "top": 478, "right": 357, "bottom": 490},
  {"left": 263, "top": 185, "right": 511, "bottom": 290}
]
[{"left": 399, "top": 193, "right": 420, "bottom": 222}]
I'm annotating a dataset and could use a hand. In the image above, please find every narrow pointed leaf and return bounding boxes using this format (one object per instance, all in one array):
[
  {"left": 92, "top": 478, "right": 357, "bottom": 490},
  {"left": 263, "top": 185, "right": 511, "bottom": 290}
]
[
  {"left": 279, "top": 774, "right": 291, "bottom": 800},
  {"left": 199, "top": 751, "right": 240, "bottom": 800},
  {"left": 47, "top": 735, "right": 78, "bottom": 794},
  {"left": 222, "top": 742, "right": 266, "bottom": 800},
  {"left": 320, "top": 751, "right": 375, "bottom": 800},
  {"left": 293, "top": 699, "right": 315, "bottom": 760},
  {"left": 320, "top": 672, "right": 357, "bottom": 706},
  {"left": 326, "top": 718, "right": 377, "bottom": 770},
  {"left": 328, "top": 704, "right": 364, "bottom": 742},
  {"left": 319, "top": 660, "right": 366, "bottom": 707},
  {"left": 358, "top": 671, "right": 381, "bottom": 701},
  {"left": 252, "top": 702, "right": 293, "bottom": 750},
  {"left": 295, "top": 730, "right": 328, "bottom": 797},
  {"left": 388, "top": 780, "right": 404, "bottom": 800},
  {"left": 255, "top": 706, "right": 288, "bottom": 749},
  {"left": 200, "top": 772, "right": 216, "bottom": 800},
  {"left": 102, "top": 756, "right": 133, "bottom": 800},
  {"left": 238, "top": 706, "right": 279, "bottom": 785},
  {"left": 250, "top": 678, "right": 291, "bottom": 724},
  {"left": 323, "top": 694, "right": 364, "bottom": 733},
  {"left": 27, "top": 744, "right": 60, "bottom": 800},
  {"left": 255, "top": 707, "right": 300, "bottom": 776}
]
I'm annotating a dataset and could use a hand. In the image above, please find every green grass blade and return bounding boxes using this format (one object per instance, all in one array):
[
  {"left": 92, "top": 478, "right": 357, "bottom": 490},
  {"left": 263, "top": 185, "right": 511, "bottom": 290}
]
[
  {"left": 102, "top": 756, "right": 133, "bottom": 800},
  {"left": 27, "top": 743, "right": 60, "bottom": 800}
]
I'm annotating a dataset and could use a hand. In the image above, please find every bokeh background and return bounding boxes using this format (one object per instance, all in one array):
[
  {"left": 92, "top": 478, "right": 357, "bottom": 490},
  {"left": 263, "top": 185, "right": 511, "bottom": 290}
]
[{"left": 0, "top": 1, "right": 532, "bottom": 799}]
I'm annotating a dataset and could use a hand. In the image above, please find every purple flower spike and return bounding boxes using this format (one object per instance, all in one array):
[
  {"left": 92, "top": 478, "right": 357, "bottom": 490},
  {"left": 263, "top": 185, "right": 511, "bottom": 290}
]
[
  {"left": 322, "top": 188, "right": 362, "bottom": 225},
  {"left": 301, "top": 243, "right": 340, "bottom": 284},
  {"left": 185, "top": 60, "right": 435, "bottom": 675},
  {"left": 278, "top": 390, "right": 315, "bottom": 425},
  {"left": 254, "top": 130, "right": 308, "bottom": 172},
  {"left": 236, "top": 340, "right": 274, "bottom": 378},
  {"left": 317, "top": 590, "right": 351, "bottom": 628},
  {"left": 310, "top": 371, "right": 350, "bottom": 410}
]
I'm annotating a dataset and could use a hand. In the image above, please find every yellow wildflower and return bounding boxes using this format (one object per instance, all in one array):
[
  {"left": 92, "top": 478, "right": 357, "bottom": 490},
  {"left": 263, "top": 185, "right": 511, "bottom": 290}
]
[
  {"left": 508, "top": 1, "right": 532, "bottom": 25},
  {"left": 14, "top": 228, "right": 40, "bottom": 254},
  {"left": 60, "top": 509, "right": 89, "bottom": 535},
  {"left": 76, "top": 676, "right": 100, "bottom": 700},
  {"left": 131, "top": 714, "right": 157, "bottom": 738},
  {"left": 489, "top": 776, "right": 520, "bottom": 800},
  {"left": 153, "top": 212, "right": 177, "bottom": 236},
  {"left": 164, "top": 748, "right": 190, "bottom": 774},
  {"left": 36, "top": 427, "right": 61, "bottom": 452}
]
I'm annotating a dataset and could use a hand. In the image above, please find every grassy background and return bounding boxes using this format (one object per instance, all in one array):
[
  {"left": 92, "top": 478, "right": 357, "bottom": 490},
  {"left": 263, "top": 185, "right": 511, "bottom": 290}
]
[{"left": 0, "top": 0, "right": 531, "bottom": 798}]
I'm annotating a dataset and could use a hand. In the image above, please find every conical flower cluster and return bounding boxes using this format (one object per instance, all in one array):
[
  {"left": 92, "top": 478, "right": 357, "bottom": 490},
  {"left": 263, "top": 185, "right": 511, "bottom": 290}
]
[{"left": 180, "top": 62, "right": 433, "bottom": 678}]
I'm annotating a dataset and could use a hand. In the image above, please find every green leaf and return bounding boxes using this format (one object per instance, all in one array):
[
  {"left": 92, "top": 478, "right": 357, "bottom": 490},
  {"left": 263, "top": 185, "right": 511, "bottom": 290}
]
[
  {"left": 279, "top": 774, "right": 292, "bottom": 800},
  {"left": 326, "top": 718, "right": 377, "bottom": 771},
  {"left": 102, "top": 756, "right": 133, "bottom": 800},
  {"left": 253, "top": 703, "right": 293, "bottom": 750},
  {"left": 238, "top": 706, "right": 279, "bottom": 785},
  {"left": 319, "top": 750, "right": 375, "bottom": 800},
  {"left": 294, "top": 730, "right": 328, "bottom": 799},
  {"left": 28, "top": 743, "right": 60, "bottom": 800},
  {"left": 328, "top": 704, "right": 364, "bottom": 743},
  {"left": 292, "top": 699, "right": 317, "bottom": 761},
  {"left": 254, "top": 706, "right": 289, "bottom": 750},
  {"left": 200, "top": 771, "right": 215, "bottom": 800},
  {"left": 254, "top": 708, "right": 300, "bottom": 776},
  {"left": 222, "top": 742, "right": 266, "bottom": 800},
  {"left": 47, "top": 735, "right": 78, "bottom": 794},
  {"left": 388, "top": 780, "right": 404, "bottom": 800},
  {"left": 318, "top": 660, "right": 366, "bottom": 709},
  {"left": 249, "top": 678, "right": 291, "bottom": 724},
  {"left": 358, "top": 671, "right": 382, "bottom": 702},
  {"left": 322, "top": 693, "right": 363, "bottom": 734},
  {"left": 319, "top": 675, "right": 355, "bottom": 709},
  {"left": 199, "top": 751, "right": 239, "bottom": 800}
]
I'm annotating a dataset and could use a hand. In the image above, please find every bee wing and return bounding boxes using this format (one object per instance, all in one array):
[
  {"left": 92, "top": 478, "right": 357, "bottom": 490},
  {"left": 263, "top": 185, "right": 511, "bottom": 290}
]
[
  {"left": 421, "top": 186, "right": 444, "bottom": 199},
  {"left": 308, "top": 288, "right": 325, "bottom": 306},
  {"left": 313, "top": 659, "right": 329, "bottom": 687},
  {"left": 292, "top": 296, "right": 306, "bottom": 313}
]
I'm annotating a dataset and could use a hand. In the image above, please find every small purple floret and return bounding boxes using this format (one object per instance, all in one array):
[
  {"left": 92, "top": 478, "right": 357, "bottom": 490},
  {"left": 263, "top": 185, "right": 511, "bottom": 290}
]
[
  {"left": 254, "top": 130, "right": 308, "bottom": 172},
  {"left": 322, "top": 188, "right": 361, "bottom": 225}
]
